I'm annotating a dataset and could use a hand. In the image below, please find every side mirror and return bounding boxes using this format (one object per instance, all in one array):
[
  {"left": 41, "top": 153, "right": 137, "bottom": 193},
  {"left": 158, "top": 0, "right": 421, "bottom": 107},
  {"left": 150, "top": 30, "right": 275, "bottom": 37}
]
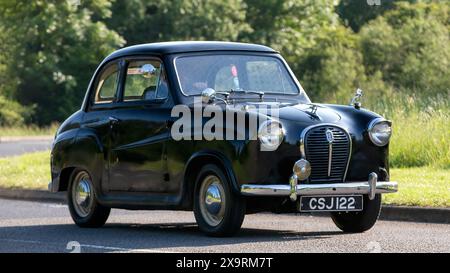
[
  {"left": 140, "top": 64, "right": 156, "bottom": 78},
  {"left": 201, "top": 88, "right": 216, "bottom": 104}
]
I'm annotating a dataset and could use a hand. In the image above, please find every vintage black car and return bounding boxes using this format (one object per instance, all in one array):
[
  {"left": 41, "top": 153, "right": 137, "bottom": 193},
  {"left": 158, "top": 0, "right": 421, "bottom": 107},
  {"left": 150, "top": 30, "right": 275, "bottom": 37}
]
[{"left": 49, "top": 41, "right": 398, "bottom": 236}]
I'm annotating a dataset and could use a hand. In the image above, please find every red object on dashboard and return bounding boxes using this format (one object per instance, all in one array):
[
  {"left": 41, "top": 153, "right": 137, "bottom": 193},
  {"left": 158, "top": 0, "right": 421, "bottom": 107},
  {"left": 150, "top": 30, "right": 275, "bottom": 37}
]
[{"left": 231, "top": 65, "right": 238, "bottom": 77}]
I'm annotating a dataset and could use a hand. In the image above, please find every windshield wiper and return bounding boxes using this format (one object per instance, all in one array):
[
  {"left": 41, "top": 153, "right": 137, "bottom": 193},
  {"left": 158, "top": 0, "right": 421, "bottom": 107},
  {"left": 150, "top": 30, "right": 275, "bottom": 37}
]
[{"left": 228, "top": 89, "right": 265, "bottom": 101}]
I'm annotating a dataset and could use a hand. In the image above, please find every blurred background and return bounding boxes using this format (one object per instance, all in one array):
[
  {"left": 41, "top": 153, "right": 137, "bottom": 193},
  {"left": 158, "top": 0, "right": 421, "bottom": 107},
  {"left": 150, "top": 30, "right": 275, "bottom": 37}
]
[{"left": 0, "top": 0, "right": 448, "bottom": 207}]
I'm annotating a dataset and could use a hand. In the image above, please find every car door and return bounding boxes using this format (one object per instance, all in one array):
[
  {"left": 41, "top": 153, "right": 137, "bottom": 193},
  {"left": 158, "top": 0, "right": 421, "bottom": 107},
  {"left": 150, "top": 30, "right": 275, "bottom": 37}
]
[
  {"left": 80, "top": 60, "right": 121, "bottom": 193},
  {"left": 107, "top": 58, "right": 173, "bottom": 193}
]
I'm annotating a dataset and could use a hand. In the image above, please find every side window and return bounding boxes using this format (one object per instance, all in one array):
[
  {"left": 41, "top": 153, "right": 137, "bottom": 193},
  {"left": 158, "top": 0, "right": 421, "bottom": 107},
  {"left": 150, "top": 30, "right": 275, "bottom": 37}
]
[
  {"left": 94, "top": 64, "right": 119, "bottom": 104},
  {"left": 123, "top": 60, "right": 168, "bottom": 102}
]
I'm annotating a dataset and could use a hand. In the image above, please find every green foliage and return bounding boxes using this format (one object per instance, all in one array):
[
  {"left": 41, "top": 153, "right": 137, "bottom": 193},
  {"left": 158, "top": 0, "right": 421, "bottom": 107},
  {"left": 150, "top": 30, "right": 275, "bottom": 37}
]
[
  {"left": 0, "top": 95, "right": 33, "bottom": 127},
  {"left": 243, "top": 0, "right": 339, "bottom": 67},
  {"left": 296, "top": 26, "right": 365, "bottom": 103},
  {"left": 0, "top": 0, "right": 124, "bottom": 125},
  {"left": 336, "top": 0, "right": 397, "bottom": 32},
  {"left": 359, "top": 1, "right": 450, "bottom": 95},
  {"left": 106, "top": 0, "right": 249, "bottom": 44}
]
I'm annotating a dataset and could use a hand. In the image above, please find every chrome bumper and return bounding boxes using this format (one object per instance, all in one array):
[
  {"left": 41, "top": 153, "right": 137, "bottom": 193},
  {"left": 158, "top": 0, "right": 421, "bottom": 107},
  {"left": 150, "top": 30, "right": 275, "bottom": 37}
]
[{"left": 241, "top": 172, "right": 398, "bottom": 201}]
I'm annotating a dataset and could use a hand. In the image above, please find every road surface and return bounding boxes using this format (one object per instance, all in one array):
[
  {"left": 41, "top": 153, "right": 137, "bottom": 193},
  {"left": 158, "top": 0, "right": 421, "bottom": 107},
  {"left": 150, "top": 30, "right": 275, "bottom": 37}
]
[
  {"left": 0, "top": 138, "right": 52, "bottom": 157},
  {"left": 0, "top": 198, "right": 448, "bottom": 253}
]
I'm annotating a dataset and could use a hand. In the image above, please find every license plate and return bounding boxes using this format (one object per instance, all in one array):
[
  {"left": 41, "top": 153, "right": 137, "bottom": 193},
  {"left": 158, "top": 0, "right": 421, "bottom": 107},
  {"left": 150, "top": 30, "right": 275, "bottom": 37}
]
[{"left": 299, "top": 195, "right": 363, "bottom": 212}]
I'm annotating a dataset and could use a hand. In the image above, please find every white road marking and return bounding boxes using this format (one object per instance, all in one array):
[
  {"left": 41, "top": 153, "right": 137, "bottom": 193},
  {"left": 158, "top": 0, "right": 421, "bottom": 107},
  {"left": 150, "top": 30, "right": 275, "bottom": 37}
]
[
  {"left": 0, "top": 238, "right": 178, "bottom": 253},
  {"left": 40, "top": 204, "right": 67, "bottom": 209}
]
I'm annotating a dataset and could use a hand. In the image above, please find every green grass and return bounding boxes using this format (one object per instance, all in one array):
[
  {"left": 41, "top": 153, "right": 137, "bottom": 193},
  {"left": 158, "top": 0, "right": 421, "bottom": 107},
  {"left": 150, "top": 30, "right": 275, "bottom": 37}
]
[
  {"left": 384, "top": 167, "right": 450, "bottom": 207},
  {"left": 0, "top": 124, "right": 58, "bottom": 137},
  {"left": 0, "top": 151, "right": 50, "bottom": 190},
  {"left": 0, "top": 151, "right": 448, "bottom": 207},
  {"left": 368, "top": 93, "right": 450, "bottom": 169},
  {"left": 389, "top": 110, "right": 450, "bottom": 169}
]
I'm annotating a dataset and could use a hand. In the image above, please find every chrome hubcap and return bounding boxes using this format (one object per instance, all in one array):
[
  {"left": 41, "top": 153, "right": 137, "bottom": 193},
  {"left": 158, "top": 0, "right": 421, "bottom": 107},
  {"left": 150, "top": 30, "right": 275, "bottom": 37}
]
[
  {"left": 199, "top": 175, "right": 225, "bottom": 227},
  {"left": 71, "top": 172, "right": 93, "bottom": 218}
]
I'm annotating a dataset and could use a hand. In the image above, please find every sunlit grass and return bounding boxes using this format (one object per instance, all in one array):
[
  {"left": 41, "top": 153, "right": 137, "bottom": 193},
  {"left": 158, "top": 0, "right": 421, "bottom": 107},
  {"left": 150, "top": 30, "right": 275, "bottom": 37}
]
[
  {"left": 368, "top": 93, "right": 450, "bottom": 169},
  {"left": 0, "top": 151, "right": 50, "bottom": 190},
  {"left": 384, "top": 167, "right": 450, "bottom": 207},
  {"left": 0, "top": 124, "right": 58, "bottom": 137}
]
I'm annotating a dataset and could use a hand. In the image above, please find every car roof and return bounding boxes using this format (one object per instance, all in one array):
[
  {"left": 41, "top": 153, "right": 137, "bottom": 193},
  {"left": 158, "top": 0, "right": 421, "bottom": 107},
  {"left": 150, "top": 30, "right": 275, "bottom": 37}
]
[{"left": 104, "top": 41, "right": 278, "bottom": 61}]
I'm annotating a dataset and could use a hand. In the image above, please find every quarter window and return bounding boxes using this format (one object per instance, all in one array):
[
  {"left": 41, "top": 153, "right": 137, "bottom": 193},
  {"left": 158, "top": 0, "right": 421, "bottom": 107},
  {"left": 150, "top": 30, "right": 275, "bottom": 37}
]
[
  {"left": 123, "top": 60, "right": 168, "bottom": 101},
  {"left": 94, "top": 64, "right": 119, "bottom": 104}
]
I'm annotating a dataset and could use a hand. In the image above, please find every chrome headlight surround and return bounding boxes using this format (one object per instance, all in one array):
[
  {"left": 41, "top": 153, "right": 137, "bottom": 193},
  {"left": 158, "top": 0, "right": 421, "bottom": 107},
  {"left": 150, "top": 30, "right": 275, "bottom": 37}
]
[
  {"left": 368, "top": 118, "right": 392, "bottom": 147},
  {"left": 258, "top": 119, "right": 285, "bottom": 151}
]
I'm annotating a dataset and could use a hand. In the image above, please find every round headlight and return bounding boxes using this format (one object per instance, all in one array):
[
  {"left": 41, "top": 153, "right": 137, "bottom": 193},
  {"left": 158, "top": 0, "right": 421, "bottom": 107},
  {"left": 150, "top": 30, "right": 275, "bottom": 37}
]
[
  {"left": 368, "top": 118, "right": 392, "bottom": 147},
  {"left": 258, "top": 120, "right": 284, "bottom": 151}
]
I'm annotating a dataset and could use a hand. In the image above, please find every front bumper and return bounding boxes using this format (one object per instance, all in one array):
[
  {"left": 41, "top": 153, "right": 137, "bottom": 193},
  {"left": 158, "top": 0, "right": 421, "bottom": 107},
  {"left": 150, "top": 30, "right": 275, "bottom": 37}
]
[{"left": 241, "top": 172, "right": 398, "bottom": 201}]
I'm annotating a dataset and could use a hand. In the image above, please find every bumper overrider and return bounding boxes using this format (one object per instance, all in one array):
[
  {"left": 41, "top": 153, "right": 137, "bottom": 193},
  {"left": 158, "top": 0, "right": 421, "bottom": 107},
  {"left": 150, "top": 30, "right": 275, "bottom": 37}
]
[{"left": 241, "top": 160, "right": 398, "bottom": 202}]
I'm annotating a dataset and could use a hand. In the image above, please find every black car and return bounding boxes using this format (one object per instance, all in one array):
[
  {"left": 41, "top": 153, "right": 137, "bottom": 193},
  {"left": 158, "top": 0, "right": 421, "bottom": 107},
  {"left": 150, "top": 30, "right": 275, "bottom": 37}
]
[{"left": 49, "top": 41, "right": 397, "bottom": 236}]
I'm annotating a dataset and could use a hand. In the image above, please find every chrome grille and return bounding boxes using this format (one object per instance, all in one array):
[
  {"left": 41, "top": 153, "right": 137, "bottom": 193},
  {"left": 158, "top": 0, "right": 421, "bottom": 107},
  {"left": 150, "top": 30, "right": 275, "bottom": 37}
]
[{"left": 304, "top": 125, "right": 351, "bottom": 183}]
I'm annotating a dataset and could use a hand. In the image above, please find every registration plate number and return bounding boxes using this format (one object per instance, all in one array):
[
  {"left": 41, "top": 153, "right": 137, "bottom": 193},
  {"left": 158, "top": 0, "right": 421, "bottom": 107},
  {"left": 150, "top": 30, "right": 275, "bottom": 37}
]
[{"left": 299, "top": 195, "right": 363, "bottom": 212}]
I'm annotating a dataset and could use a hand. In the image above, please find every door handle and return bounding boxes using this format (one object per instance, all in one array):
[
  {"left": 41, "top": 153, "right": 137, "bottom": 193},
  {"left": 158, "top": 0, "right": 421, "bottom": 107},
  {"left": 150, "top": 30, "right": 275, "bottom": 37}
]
[
  {"left": 108, "top": 116, "right": 120, "bottom": 125},
  {"left": 166, "top": 120, "right": 174, "bottom": 129}
]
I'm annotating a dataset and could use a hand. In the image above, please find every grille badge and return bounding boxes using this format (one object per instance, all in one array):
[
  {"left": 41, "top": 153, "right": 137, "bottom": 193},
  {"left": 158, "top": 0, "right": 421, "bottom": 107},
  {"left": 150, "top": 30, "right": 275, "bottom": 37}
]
[{"left": 325, "top": 129, "right": 334, "bottom": 144}]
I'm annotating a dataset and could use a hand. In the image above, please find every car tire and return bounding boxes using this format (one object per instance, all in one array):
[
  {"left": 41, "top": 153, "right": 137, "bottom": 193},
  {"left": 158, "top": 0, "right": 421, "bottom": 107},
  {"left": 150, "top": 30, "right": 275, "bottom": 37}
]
[
  {"left": 331, "top": 194, "right": 382, "bottom": 233},
  {"left": 193, "top": 164, "right": 246, "bottom": 237},
  {"left": 67, "top": 169, "right": 110, "bottom": 228}
]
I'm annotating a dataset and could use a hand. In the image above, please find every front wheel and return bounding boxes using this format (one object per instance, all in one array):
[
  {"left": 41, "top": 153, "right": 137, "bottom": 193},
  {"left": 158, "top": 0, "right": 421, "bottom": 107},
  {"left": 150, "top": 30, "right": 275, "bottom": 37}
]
[
  {"left": 67, "top": 169, "right": 110, "bottom": 228},
  {"left": 193, "top": 164, "right": 246, "bottom": 237},
  {"left": 331, "top": 194, "right": 382, "bottom": 233}
]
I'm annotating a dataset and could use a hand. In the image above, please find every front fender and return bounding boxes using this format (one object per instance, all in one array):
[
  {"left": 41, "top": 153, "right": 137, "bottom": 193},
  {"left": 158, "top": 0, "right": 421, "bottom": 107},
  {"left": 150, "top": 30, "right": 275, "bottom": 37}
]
[{"left": 50, "top": 127, "right": 105, "bottom": 192}]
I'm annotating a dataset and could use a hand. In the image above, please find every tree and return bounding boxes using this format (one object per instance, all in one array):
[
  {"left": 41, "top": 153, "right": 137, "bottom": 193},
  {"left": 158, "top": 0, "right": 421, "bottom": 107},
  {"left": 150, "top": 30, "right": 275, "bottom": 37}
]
[
  {"left": 336, "top": 0, "right": 397, "bottom": 32},
  {"left": 359, "top": 1, "right": 450, "bottom": 94},
  {"left": 297, "top": 26, "right": 366, "bottom": 103},
  {"left": 106, "top": 0, "right": 249, "bottom": 45},
  {"left": 242, "top": 0, "right": 340, "bottom": 66},
  {"left": 0, "top": 0, "right": 124, "bottom": 125}
]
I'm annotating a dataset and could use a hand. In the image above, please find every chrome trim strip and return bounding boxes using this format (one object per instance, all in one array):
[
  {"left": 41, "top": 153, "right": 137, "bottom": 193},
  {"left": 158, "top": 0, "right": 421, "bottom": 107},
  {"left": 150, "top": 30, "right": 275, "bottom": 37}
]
[
  {"left": 328, "top": 141, "right": 332, "bottom": 177},
  {"left": 241, "top": 181, "right": 398, "bottom": 197},
  {"left": 299, "top": 123, "right": 352, "bottom": 182}
]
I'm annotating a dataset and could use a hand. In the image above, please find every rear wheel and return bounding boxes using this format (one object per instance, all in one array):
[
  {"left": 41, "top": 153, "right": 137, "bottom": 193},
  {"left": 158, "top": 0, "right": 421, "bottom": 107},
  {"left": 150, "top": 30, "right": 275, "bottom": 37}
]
[
  {"left": 331, "top": 194, "right": 382, "bottom": 233},
  {"left": 193, "top": 164, "right": 246, "bottom": 237},
  {"left": 67, "top": 169, "right": 110, "bottom": 228}
]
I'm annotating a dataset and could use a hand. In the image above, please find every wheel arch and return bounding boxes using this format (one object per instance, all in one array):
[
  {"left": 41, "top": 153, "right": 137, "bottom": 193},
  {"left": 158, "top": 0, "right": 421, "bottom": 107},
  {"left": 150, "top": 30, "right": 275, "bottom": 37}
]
[{"left": 181, "top": 150, "right": 240, "bottom": 208}]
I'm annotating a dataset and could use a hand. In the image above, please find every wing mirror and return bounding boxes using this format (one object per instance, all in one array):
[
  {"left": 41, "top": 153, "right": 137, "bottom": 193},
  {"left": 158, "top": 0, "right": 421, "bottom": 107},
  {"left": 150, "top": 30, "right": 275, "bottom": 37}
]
[{"left": 140, "top": 64, "right": 156, "bottom": 78}]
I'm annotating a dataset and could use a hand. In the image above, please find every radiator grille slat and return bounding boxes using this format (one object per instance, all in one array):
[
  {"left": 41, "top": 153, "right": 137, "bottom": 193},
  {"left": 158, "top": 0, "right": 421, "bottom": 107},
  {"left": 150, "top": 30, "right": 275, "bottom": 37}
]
[{"left": 304, "top": 126, "right": 351, "bottom": 183}]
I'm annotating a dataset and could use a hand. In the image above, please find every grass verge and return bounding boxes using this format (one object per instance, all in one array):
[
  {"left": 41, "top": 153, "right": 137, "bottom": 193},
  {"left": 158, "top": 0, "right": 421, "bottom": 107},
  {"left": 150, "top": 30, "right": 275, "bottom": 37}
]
[
  {"left": 0, "top": 124, "right": 58, "bottom": 137},
  {"left": 384, "top": 167, "right": 450, "bottom": 208},
  {"left": 0, "top": 151, "right": 448, "bottom": 207},
  {"left": 0, "top": 151, "right": 50, "bottom": 190}
]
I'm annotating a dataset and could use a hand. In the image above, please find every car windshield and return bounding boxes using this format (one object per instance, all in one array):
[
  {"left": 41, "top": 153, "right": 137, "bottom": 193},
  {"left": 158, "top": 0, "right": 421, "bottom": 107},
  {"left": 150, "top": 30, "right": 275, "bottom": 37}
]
[{"left": 174, "top": 54, "right": 302, "bottom": 96}]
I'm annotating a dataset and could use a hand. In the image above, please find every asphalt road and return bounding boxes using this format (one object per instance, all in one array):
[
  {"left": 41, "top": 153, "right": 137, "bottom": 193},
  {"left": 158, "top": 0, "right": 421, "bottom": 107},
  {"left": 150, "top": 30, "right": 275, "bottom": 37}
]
[
  {"left": 0, "top": 198, "right": 448, "bottom": 253},
  {"left": 0, "top": 139, "right": 52, "bottom": 157}
]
